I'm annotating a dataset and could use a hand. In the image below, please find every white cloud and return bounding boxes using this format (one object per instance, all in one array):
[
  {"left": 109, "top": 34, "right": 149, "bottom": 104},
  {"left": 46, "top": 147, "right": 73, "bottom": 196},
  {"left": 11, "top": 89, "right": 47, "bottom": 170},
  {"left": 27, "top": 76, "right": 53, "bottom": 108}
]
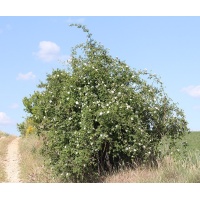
[
  {"left": 0, "top": 112, "right": 12, "bottom": 125},
  {"left": 34, "top": 41, "right": 61, "bottom": 62},
  {"left": 17, "top": 71, "right": 36, "bottom": 80},
  {"left": 181, "top": 85, "right": 200, "bottom": 98}
]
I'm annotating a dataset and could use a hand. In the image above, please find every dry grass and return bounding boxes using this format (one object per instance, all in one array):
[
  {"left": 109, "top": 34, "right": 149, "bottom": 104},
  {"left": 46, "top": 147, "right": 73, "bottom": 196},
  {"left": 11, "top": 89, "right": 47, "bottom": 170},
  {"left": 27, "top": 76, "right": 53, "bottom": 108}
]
[
  {"left": 0, "top": 131, "right": 9, "bottom": 137},
  {"left": 104, "top": 132, "right": 200, "bottom": 183},
  {"left": 103, "top": 167, "right": 159, "bottom": 183},
  {"left": 18, "top": 134, "right": 60, "bottom": 183},
  {"left": 0, "top": 134, "right": 16, "bottom": 182},
  {"left": 103, "top": 153, "right": 200, "bottom": 183}
]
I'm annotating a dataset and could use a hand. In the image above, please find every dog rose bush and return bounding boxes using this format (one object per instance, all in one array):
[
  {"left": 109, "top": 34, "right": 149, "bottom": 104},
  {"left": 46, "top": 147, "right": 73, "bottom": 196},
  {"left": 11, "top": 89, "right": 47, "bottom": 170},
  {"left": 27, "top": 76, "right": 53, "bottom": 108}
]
[{"left": 18, "top": 24, "right": 189, "bottom": 182}]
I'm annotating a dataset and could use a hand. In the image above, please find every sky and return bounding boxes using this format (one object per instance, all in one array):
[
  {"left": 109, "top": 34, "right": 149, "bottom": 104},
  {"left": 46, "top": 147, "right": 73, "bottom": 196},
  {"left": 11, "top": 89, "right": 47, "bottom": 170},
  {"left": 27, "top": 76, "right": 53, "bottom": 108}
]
[{"left": 1, "top": 16, "right": 200, "bottom": 136}]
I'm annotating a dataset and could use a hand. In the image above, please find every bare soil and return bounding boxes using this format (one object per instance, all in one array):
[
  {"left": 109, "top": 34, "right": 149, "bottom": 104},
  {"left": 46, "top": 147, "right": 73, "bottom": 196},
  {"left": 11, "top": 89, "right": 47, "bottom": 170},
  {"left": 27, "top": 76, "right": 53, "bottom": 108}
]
[{"left": 4, "top": 137, "right": 21, "bottom": 183}]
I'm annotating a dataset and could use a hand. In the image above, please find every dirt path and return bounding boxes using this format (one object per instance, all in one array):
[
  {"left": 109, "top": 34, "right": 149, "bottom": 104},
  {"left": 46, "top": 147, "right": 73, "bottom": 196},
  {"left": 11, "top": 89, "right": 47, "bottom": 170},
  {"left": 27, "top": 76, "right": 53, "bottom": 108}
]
[{"left": 5, "top": 137, "right": 21, "bottom": 183}]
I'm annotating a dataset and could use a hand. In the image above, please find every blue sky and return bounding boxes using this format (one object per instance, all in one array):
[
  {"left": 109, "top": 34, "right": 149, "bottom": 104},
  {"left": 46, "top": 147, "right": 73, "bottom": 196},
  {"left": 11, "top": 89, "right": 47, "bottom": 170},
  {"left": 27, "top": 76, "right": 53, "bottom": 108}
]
[{"left": 0, "top": 16, "right": 200, "bottom": 135}]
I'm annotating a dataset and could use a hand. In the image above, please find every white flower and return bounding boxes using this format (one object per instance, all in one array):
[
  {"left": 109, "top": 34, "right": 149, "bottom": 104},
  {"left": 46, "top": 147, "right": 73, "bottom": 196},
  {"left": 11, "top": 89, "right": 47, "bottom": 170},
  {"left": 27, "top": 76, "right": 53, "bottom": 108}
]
[
  {"left": 99, "top": 112, "right": 103, "bottom": 116},
  {"left": 49, "top": 100, "right": 52, "bottom": 103},
  {"left": 107, "top": 111, "right": 110, "bottom": 114},
  {"left": 134, "top": 149, "right": 136, "bottom": 152},
  {"left": 75, "top": 101, "right": 79, "bottom": 105},
  {"left": 126, "top": 105, "right": 131, "bottom": 109}
]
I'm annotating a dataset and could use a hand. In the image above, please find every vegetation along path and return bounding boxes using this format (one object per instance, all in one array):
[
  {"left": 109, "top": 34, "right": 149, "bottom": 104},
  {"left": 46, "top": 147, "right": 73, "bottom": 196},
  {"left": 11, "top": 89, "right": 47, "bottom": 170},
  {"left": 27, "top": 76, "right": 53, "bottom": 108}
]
[{"left": 4, "top": 137, "right": 21, "bottom": 183}]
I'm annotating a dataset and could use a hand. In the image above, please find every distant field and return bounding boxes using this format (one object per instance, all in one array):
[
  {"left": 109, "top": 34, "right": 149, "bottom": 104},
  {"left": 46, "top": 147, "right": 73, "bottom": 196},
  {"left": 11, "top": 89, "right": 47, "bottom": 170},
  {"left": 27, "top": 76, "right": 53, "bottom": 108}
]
[{"left": 183, "top": 131, "right": 200, "bottom": 152}]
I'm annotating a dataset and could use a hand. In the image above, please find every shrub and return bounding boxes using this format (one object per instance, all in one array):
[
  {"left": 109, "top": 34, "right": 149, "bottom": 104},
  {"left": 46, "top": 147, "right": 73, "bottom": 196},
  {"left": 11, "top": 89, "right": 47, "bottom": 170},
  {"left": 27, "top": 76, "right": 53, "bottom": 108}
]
[
  {"left": 19, "top": 24, "right": 190, "bottom": 182},
  {"left": 17, "top": 118, "right": 36, "bottom": 136}
]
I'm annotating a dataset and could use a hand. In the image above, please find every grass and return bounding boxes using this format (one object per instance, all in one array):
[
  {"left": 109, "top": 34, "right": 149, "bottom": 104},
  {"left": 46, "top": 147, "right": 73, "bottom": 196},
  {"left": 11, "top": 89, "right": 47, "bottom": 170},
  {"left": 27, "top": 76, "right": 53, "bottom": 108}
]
[
  {"left": 182, "top": 131, "right": 200, "bottom": 151},
  {"left": 0, "top": 134, "right": 16, "bottom": 182},
  {"left": 0, "top": 131, "right": 9, "bottom": 137},
  {"left": 18, "top": 134, "right": 60, "bottom": 183}
]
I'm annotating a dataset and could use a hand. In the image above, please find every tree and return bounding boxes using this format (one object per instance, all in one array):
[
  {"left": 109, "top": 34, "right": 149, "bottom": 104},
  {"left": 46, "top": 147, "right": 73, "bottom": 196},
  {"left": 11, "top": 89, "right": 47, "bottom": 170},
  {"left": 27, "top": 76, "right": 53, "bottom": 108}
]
[{"left": 18, "top": 24, "right": 190, "bottom": 182}]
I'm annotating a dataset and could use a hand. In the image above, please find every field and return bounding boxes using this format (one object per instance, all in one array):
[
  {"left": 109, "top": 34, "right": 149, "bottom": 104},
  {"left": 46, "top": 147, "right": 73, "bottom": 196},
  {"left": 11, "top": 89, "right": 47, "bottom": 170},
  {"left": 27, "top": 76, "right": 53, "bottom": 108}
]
[
  {"left": 182, "top": 131, "right": 200, "bottom": 151},
  {"left": 18, "top": 131, "right": 200, "bottom": 183}
]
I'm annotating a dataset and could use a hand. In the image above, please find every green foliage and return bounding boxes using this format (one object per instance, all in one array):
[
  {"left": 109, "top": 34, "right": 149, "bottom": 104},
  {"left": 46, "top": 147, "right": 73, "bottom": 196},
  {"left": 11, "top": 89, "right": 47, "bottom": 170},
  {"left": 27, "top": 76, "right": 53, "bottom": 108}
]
[{"left": 19, "top": 24, "right": 190, "bottom": 182}]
